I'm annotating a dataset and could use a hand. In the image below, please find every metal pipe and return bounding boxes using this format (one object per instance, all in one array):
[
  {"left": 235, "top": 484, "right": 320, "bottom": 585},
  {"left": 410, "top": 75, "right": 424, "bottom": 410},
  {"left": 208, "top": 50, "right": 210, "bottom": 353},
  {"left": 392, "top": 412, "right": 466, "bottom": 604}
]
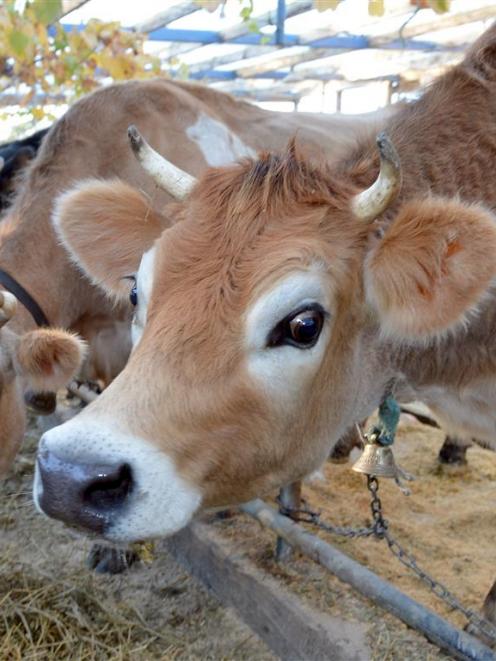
[
  {"left": 275, "top": 481, "right": 301, "bottom": 561},
  {"left": 241, "top": 499, "right": 495, "bottom": 661},
  {"left": 275, "top": 0, "right": 286, "bottom": 46}
]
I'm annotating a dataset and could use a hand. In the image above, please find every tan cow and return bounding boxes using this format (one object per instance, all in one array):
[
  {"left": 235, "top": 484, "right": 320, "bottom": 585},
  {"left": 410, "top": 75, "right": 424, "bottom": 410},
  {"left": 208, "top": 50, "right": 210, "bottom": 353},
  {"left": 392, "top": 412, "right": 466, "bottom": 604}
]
[
  {"left": 0, "top": 290, "right": 85, "bottom": 477},
  {"left": 0, "top": 79, "right": 393, "bottom": 480},
  {"left": 33, "top": 23, "right": 496, "bottom": 617}
]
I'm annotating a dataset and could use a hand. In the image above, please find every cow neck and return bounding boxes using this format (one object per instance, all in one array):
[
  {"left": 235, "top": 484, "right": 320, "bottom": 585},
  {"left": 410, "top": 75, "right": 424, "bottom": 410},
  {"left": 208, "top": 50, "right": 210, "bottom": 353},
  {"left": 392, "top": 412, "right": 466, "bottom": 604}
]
[
  {"left": 0, "top": 212, "right": 82, "bottom": 334},
  {"left": 0, "top": 268, "right": 49, "bottom": 327}
]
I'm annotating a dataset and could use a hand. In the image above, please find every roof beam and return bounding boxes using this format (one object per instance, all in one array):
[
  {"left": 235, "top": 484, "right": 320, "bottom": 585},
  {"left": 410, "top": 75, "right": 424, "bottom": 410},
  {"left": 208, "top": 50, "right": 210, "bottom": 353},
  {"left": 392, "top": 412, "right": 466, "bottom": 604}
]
[
  {"left": 231, "top": 47, "right": 333, "bottom": 78},
  {"left": 60, "top": 0, "right": 90, "bottom": 18},
  {"left": 134, "top": 2, "right": 199, "bottom": 34},
  {"left": 187, "top": 45, "right": 273, "bottom": 75},
  {"left": 140, "top": 0, "right": 312, "bottom": 62},
  {"left": 372, "top": 1, "right": 496, "bottom": 46},
  {"left": 217, "top": 0, "right": 312, "bottom": 42}
]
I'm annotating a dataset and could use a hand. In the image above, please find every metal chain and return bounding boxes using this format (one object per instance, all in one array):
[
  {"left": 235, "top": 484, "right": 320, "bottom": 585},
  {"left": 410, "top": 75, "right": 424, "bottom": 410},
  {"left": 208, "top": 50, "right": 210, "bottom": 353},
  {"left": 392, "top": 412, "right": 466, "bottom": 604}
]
[{"left": 278, "top": 477, "right": 496, "bottom": 644}]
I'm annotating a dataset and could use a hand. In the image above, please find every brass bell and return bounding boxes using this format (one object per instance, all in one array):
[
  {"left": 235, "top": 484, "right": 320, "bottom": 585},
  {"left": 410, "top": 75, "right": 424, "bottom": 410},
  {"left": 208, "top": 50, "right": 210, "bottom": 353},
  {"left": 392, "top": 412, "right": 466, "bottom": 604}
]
[
  {"left": 352, "top": 431, "right": 415, "bottom": 494},
  {"left": 352, "top": 438, "right": 399, "bottom": 478}
]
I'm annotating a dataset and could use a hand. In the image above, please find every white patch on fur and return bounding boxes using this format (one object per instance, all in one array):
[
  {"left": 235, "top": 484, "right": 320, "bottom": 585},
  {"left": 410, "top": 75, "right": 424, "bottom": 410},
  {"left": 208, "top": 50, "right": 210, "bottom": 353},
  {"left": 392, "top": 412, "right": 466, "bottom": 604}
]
[
  {"left": 131, "top": 246, "right": 156, "bottom": 346},
  {"left": 33, "top": 417, "right": 202, "bottom": 541},
  {"left": 186, "top": 112, "right": 256, "bottom": 166},
  {"left": 245, "top": 269, "right": 332, "bottom": 405}
]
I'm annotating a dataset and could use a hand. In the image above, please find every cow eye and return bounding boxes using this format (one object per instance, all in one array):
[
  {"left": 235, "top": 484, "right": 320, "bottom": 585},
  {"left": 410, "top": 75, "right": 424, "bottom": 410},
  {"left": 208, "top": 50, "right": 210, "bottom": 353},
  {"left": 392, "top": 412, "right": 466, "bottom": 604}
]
[
  {"left": 130, "top": 284, "right": 138, "bottom": 307},
  {"left": 267, "top": 304, "right": 326, "bottom": 349}
]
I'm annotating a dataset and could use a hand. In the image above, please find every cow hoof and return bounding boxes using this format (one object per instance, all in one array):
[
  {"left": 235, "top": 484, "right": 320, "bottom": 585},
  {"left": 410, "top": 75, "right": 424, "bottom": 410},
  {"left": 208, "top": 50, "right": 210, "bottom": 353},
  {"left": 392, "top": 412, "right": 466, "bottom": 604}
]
[
  {"left": 86, "top": 544, "right": 139, "bottom": 574},
  {"left": 438, "top": 438, "right": 468, "bottom": 467}
]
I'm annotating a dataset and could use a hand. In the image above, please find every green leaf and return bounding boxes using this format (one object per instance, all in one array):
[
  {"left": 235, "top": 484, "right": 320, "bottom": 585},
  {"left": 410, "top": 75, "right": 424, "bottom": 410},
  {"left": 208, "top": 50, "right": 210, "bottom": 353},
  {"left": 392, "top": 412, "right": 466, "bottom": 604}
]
[
  {"left": 428, "top": 0, "right": 450, "bottom": 13},
  {"left": 31, "top": 0, "right": 62, "bottom": 26},
  {"left": 8, "top": 29, "right": 29, "bottom": 56}
]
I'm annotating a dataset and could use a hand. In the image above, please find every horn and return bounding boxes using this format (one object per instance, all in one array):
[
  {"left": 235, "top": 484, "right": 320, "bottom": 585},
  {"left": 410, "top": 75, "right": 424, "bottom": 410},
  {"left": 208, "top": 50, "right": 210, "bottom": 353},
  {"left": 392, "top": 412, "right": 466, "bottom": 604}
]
[
  {"left": 127, "top": 125, "right": 196, "bottom": 200},
  {"left": 351, "top": 132, "right": 402, "bottom": 222},
  {"left": 0, "top": 290, "right": 17, "bottom": 327}
]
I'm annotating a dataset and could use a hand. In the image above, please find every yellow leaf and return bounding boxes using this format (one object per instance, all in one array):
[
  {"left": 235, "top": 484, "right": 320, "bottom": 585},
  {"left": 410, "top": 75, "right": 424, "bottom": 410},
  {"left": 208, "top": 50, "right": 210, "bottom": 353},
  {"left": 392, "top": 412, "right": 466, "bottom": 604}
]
[
  {"left": 31, "top": 106, "right": 46, "bottom": 121},
  {"left": 314, "top": 0, "right": 341, "bottom": 9},
  {"left": 94, "top": 52, "right": 136, "bottom": 79},
  {"left": 368, "top": 0, "right": 385, "bottom": 16}
]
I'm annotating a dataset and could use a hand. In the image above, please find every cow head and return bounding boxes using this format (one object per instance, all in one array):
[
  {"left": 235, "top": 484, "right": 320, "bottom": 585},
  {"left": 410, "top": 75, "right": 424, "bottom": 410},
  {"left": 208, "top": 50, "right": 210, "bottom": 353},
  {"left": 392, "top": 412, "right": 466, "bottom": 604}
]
[
  {"left": 0, "top": 290, "right": 86, "bottom": 478},
  {"left": 34, "top": 132, "right": 496, "bottom": 541}
]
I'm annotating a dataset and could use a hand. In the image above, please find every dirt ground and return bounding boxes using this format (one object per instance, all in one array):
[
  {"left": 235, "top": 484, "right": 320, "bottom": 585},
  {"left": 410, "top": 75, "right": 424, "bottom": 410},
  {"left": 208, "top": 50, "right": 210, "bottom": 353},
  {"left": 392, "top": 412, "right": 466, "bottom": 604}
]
[{"left": 1, "top": 410, "right": 495, "bottom": 659}]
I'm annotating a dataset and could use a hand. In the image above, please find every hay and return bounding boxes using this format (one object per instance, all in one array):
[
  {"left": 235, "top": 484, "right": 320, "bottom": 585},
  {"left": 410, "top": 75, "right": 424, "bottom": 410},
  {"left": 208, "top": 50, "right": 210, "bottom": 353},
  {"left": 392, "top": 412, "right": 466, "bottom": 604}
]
[
  {"left": 0, "top": 422, "right": 272, "bottom": 661},
  {"left": 0, "top": 572, "right": 181, "bottom": 660}
]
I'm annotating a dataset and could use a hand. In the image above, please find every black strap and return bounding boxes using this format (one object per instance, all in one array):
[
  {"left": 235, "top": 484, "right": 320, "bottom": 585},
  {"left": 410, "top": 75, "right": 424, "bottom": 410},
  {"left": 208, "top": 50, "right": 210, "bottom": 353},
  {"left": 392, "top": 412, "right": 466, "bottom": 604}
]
[{"left": 0, "top": 268, "right": 50, "bottom": 327}]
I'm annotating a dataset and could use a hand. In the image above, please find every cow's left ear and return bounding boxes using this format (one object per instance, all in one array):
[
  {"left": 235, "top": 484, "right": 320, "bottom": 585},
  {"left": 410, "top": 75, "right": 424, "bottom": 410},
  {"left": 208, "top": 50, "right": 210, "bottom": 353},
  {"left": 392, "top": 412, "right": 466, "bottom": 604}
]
[
  {"left": 16, "top": 329, "right": 87, "bottom": 392},
  {"left": 364, "top": 197, "right": 496, "bottom": 339}
]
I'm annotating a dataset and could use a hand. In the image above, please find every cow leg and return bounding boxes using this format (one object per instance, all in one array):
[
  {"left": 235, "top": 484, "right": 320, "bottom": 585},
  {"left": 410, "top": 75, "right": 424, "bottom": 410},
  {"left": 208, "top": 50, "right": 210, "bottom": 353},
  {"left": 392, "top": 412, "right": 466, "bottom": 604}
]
[
  {"left": 86, "top": 543, "right": 140, "bottom": 574},
  {"left": 275, "top": 481, "right": 302, "bottom": 562},
  {"left": 483, "top": 579, "right": 496, "bottom": 625},
  {"left": 438, "top": 436, "right": 471, "bottom": 466},
  {"left": 466, "top": 579, "right": 496, "bottom": 647},
  {"left": 329, "top": 423, "right": 364, "bottom": 464}
]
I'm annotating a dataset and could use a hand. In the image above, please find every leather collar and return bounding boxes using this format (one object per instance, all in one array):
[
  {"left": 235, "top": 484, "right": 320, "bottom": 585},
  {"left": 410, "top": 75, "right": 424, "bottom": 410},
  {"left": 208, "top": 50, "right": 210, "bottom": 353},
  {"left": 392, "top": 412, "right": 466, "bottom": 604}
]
[{"left": 0, "top": 268, "right": 50, "bottom": 327}]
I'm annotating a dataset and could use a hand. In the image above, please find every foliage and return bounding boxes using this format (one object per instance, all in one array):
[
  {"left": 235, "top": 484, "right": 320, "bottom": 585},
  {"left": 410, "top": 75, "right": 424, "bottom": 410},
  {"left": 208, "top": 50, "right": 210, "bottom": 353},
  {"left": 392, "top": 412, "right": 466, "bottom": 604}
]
[{"left": 0, "top": 0, "right": 161, "bottom": 124}]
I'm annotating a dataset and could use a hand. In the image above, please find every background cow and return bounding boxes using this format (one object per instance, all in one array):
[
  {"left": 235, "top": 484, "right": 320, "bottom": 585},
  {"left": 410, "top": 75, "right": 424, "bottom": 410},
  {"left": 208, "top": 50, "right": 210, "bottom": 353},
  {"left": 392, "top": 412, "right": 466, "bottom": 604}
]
[
  {"left": 0, "top": 290, "right": 85, "bottom": 477},
  {"left": 34, "top": 24, "right": 496, "bottom": 620},
  {"left": 0, "top": 128, "right": 49, "bottom": 212}
]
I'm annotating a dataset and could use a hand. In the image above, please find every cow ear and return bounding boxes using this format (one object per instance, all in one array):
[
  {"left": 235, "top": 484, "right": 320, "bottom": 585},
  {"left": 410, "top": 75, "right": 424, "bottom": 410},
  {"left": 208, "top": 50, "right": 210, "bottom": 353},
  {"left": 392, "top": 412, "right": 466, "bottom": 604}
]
[
  {"left": 16, "top": 328, "right": 87, "bottom": 392},
  {"left": 364, "top": 197, "right": 496, "bottom": 340},
  {"left": 53, "top": 179, "right": 166, "bottom": 299}
]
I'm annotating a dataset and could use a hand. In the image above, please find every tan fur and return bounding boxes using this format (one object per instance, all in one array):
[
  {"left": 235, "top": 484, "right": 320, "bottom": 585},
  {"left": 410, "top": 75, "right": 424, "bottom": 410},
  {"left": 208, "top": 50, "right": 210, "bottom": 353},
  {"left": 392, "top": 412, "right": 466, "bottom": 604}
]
[
  {"left": 53, "top": 179, "right": 166, "bottom": 296},
  {"left": 365, "top": 198, "right": 496, "bottom": 338},
  {"left": 0, "top": 323, "right": 84, "bottom": 478},
  {"left": 15, "top": 328, "right": 87, "bottom": 392},
  {"left": 0, "top": 80, "right": 390, "bottom": 476},
  {"left": 56, "top": 23, "right": 496, "bottom": 505}
]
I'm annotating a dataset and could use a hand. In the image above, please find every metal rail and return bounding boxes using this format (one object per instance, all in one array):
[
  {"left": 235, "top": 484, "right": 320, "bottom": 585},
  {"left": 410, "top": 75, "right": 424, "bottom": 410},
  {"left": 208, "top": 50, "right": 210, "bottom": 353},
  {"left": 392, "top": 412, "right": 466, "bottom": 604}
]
[{"left": 241, "top": 499, "right": 496, "bottom": 661}]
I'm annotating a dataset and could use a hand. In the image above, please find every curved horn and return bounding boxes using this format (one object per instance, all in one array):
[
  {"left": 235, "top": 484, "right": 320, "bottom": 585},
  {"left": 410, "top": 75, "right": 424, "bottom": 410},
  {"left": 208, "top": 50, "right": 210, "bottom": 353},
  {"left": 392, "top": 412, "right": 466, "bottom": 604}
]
[
  {"left": 351, "top": 132, "right": 402, "bottom": 222},
  {"left": 127, "top": 125, "right": 197, "bottom": 200},
  {"left": 0, "top": 290, "right": 17, "bottom": 328}
]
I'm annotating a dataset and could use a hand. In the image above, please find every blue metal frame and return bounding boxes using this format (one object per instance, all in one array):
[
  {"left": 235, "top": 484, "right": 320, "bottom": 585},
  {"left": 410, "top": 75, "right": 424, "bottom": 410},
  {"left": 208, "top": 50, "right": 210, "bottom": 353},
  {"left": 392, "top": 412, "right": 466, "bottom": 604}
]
[
  {"left": 56, "top": 22, "right": 465, "bottom": 83},
  {"left": 58, "top": 23, "right": 464, "bottom": 52},
  {"left": 275, "top": 0, "right": 286, "bottom": 46}
]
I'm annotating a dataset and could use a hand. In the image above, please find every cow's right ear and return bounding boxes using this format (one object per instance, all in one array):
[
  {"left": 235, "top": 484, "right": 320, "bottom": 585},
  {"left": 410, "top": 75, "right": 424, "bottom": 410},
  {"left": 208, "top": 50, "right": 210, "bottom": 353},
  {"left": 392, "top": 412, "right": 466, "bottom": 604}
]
[{"left": 53, "top": 179, "right": 166, "bottom": 299}]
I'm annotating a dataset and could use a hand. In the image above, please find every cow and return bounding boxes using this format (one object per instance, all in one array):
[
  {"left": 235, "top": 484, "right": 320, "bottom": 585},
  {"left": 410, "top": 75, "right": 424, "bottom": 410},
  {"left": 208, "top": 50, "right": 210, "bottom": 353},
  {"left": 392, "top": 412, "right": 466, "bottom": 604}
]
[
  {"left": 0, "top": 78, "right": 394, "bottom": 482},
  {"left": 0, "top": 290, "right": 85, "bottom": 477},
  {"left": 0, "top": 128, "right": 49, "bottom": 212},
  {"left": 0, "top": 80, "right": 396, "bottom": 572},
  {"left": 33, "top": 24, "right": 496, "bottom": 621}
]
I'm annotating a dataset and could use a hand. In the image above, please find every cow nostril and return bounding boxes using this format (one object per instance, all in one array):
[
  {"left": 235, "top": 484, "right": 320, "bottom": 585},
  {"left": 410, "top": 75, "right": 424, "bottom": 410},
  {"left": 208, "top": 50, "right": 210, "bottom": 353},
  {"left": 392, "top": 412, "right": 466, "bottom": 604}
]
[{"left": 83, "top": 463, "right": 133, "bottom": 510}]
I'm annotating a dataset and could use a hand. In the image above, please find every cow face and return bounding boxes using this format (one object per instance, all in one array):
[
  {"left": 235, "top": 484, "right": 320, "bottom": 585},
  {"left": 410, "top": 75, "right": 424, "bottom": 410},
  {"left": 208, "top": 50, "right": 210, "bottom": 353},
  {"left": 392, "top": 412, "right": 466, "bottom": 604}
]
[
  {"left": 0, "top": 292, "right": 86, "bottom": 478},
  {"left": 35, "top": 146, "right": 496, "bottom": 542}
]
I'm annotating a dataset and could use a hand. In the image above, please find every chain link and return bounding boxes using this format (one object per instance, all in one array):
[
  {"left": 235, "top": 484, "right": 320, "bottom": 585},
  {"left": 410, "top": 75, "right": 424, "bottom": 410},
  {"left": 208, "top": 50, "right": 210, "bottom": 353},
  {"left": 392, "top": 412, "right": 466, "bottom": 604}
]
[{"left": 278, "top": 476, "right": 496, "bottom": 644}]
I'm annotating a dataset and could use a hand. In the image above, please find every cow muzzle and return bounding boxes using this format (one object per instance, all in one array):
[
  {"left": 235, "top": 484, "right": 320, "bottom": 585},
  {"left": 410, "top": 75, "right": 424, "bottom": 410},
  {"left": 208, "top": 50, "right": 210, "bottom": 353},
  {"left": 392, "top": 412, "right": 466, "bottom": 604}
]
[
  {"left": 35, "top": 440, "right": 133, "bottom": 535},
  {"left": 24, "top": 390, "right": 57, "bottom": 415},
  {"left": 33, "top": 418, "right": 203, "bottom": 541}
]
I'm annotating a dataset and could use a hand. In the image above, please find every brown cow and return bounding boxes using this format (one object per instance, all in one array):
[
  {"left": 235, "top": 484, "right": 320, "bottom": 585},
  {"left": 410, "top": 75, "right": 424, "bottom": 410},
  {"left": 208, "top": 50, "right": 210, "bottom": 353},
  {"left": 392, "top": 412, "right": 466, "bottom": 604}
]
[
  {"left": 0, "top": 290, "right": 85, "bottom": 477},
  {"left": 0, "top": 79, "right": 393, "bottom": 480},
  {"left": 34, "top": 24, "right": 496, "bottom": 618}
]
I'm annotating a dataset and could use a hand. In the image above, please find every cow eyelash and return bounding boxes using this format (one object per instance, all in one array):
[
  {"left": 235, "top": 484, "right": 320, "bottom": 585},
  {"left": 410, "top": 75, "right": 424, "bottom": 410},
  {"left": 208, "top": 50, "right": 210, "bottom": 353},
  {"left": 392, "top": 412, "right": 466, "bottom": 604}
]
[{"left": 123, "top": 275, "right": 138, "bottom": 306}]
